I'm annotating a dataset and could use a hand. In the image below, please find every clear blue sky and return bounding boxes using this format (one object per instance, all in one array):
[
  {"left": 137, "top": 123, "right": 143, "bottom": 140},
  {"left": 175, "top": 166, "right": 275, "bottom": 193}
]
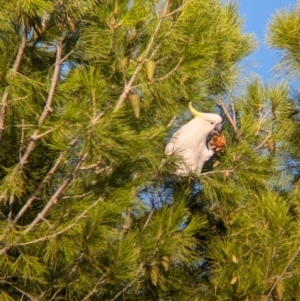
[{"left": 238, "top": 0, "right": 298, "bottom": 80}]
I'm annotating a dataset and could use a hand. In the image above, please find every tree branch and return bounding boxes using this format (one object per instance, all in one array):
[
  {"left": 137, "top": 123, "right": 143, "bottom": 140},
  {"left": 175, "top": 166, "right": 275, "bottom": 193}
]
[
  {"left": 0, "top": 38, "right": 62, "bottom": 214},
  {"left": 264, "top": 244, "right": 300, "bottom": 301},
  {"left": 108, "top": 280, "right": 136, "bottom": 301},
  {"left": 19, "top": 119, "right": 25, "bottom": 160},
  {"left": 14, "top": 154, "right": 65, "bottom": 223},
  {"left": 0, "top": 280, "right": 38, "bottom": 301},
  {"left": 16, "top": 198, "right": 102, "bottom": 246},
  {"left": 0, "top": 30, "right": 27, "bottom": 140},
  {"left": 142, "top": 184, "right": 163, "bottom": 230},
  {"left": 216, "top": 95, "right": 237, "bottom": 133},
  {"left": 23, "top": 152, "right": 88, "bottom": 233},
  {"left": 256, "top": 109, "right": 271, "bottom": 135},
  {"left": 164, "top": 6, "right": 183, "bottom": 18},
  {"left": 33, "top": 123, "right": 64, "bottom": 141},
  {"left": 132, "top": 57, "right": 184, "bottom": 89},
  {"left": 143, "top": 208, "right": 155, "bottom": 230},
  {"left": 200, "top": 169, "right": 234, "bottom": 176},
  {"left": 17, "top": 39, "right": 63, "bottom": 171},
  {"left": 38, "top": 41, "right": 62, "bottom": 126},
  {"left": 81, "top": 274, "right": 107, "bottom": 301},
  {"left": 14, "top": 136, "right": 78, "bottom": 223},
  {"left": 8, "top": 195, "right": 15, "bottom": 220},
  {"left": 262, "top": 244, "right": 280, "bottom": 300},
  {"left": 60, "top": 49, "right": 74, "bottom": 63},
  {"left": 255, "top": 130, "right": 271, "bottom": 151},
  {"left": 61, "top": 192, "right": 92, "bottom": 200},
  {"left": 229, "top": 90, "right": 236, "bottom": 126}
]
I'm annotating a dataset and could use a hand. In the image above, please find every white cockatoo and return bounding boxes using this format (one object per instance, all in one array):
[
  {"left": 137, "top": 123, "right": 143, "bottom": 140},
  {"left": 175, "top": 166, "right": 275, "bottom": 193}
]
[{"left": 165, "top": 102, "right": 222, "bottom": 177}]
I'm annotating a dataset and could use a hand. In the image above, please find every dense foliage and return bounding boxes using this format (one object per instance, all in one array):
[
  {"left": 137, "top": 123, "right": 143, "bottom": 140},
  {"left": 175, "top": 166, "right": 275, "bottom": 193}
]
[{"left": 0, "top": 0, "right": 299, "bottom": 300}]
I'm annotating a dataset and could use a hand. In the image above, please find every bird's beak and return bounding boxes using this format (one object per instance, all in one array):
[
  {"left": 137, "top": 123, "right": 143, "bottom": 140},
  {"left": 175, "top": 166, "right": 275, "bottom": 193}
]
[{"left": 214, "top": 123, "right": 223, "bottom": 135}]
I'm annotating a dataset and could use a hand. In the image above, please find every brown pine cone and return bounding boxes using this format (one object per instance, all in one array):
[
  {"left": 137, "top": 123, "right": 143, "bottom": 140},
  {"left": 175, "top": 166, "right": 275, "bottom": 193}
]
[{"left": 209, "top": 133, "right": 226, "bottom": 153}]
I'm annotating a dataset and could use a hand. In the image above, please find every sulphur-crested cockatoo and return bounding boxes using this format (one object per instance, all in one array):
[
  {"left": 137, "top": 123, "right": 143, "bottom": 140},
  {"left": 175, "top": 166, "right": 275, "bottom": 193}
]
[{"left": 165, "top": 102, "right": 222, "bottom": 177}]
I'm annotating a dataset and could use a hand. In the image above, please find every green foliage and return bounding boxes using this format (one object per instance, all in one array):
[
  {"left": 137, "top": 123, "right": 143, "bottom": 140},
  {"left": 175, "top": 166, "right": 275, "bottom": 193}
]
[
  {"left": 0, "top": 0, "right": 299, "bottom": 300},
  {"left": 207, "top": 191, "right": 300, "bottom": 301},
  {"left": 268, "top": 2, "right": 300, "bottom": 189},
  {"left": 267, "top": 5, "right": 300, "bottom": 76}
]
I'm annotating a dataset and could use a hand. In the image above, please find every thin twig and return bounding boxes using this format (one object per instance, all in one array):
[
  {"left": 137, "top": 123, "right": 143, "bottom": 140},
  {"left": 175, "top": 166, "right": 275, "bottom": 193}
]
[
  {"left": 0, "top": 281, "right": 38, "bottom": 301},
  {"left": 14, "top": 137, "right": 79, "bottom": 223},
  {"left": 81, "top": 274, "right": 107, "bottom": 301},
  {"left": 155, "top": 182, "right": 171, "bottom": 207},
  {"left": 91, "top": 110, "right": 106, "bottom": 126},
  {"left": 91, "top": 87, "right": 96, "bottom": 120},
  {"left": 38, "top": 40, "right": 62, "bottom": 127},
  {"left": 142, "top": 184, "right": 161, "bottom": 230},
  {"left": 0, "top": 30, "right": 27, "bottom": 139},
  {"left": 216, "top": 95, "right": 237, "bottom": 133},
  {"left": 80, "top": 162, "right": 100, "bottom": 170},
  {"left": 149, "top": 43, "right": 163, "bottom": 60},
  {"left": 256, "top": 104, "right": 263, "bottom": 135},
  {"left": 143, "top": 208, "right": 155, "bottom": 230},
  {"left": 10, "top": 95, "right": 29, "bottom": 102},
  {"left": 15, "top": 71, "right": 48, "bottom": 86},
  {"left": 256, "top": 109, "right": 271, "bottom": 135},
  {"left": 264, "top": 244, "right": 300, "bottom": 301},
  {"left": 255, "top": 131, "right": 272, "bottom": 151},
  {"left": 119, "top": 208, "right": 133, "bottom": 240},
  {"left": 164, "top": 6, "right": 183, "bottom": 18},
  {"left": 132, "top": 57, "right": 184, "bottom": 89},
  {"left": 61, "top": 192, "right": 92, "bottom": 199},
  {"left": 19, "top": 119, "right": 25, "bottom": 160},
  {"left": 60, "top": 49, "right": 74, "bottom": 63},
  {"left": 48, "top": 287, "right": 67, "bottom": 301},
  {"left": 108, "top": 280, "right": 136, "bottom": 301},
  {"left": 8, "top": 195, "right": 15, "bottom": 220},
  {"left": 200, "top": 169, "right": 234, "bottom": 176},
  {"left": 156, "top": 57, "right": 184, "bottom": 81},
  {"left": 67, "top": 251, "right": 85, "bottom": 279},
  {"left": 223, "top": 205, "right": 246, "bottom": 226},
  {"left": 16, "top": 198, "right": 102, "bottom": 246},
  {"left": 7, "top": 124, "right": 35, "bottom": 128},
  {"left": 229, "top": 90, "right": 236, "bottom": 126},
  {"left": 23, "top": 152, "right": 88, "bottom": 233},
  {"left": 14, "top": 154, "right": 65, "bottom": 223},
  {"left": 33, "top": 123, "right": 64, "bottom": 141},
  {"left": 262, "top": 245, "right": 279, "bottom": 300},
  {"left": 113, "top": 63, "right": 142, "bottom": 112},
  {"left": 17, "top": 39, "right": 62, "bottom": 171},
  {"left": 39, "top": 287, "right": 61, "bottom": 301}
]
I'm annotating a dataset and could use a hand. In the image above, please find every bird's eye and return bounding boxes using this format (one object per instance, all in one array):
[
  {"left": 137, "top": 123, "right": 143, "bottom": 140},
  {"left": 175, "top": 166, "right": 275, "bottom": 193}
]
[{"left": 210, "top": 121, "right": 214, "bottom": 125}]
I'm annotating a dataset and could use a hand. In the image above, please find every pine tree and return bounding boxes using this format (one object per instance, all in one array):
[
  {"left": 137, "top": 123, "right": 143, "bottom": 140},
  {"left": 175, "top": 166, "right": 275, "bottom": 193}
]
[
  {"left": 267, "top": 3, "right": 300, "bottom": 192},
  {"left": 198, "top": 3, "right": 300, "bottom": 301},
  {"left": 1, "top": 0, "right": 299, "bottom": 300}
]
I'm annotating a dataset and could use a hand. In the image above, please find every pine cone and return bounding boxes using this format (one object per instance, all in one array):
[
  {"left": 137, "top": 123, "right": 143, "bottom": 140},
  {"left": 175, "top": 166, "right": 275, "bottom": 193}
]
[
  {"left": 145, "top": 60, "right": 156, "bottom": 81},
  {"left": 209, "top": 133, "right": 226, "bottom": 153},
  {"left": 129, "top": 94, "right": 140, "bottom": 118},
  {"left": 161, "top": 256, "right": 170, "bottom": 272},
  {"left": 149, "top": 265, "right": 159, "bottom": 286},
  {"left": 275, "top": 279, "right": 284, "bottom": 300}
]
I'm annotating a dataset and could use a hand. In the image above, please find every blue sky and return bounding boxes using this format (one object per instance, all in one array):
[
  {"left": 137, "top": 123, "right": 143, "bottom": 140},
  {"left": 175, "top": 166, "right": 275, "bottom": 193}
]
[{"left": 238, "top": 0, "right": 298, "bottom": 81}]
